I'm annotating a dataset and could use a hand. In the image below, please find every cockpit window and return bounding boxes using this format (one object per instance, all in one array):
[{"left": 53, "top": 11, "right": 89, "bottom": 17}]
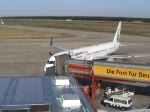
[{"left": 47, "top": 60, "right": 55, "bottom": 64}]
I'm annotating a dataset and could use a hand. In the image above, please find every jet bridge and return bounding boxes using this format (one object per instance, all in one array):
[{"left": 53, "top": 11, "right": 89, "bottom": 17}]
[
  {"left": 66, "top": 60, "right": 150, "bottom": 84},
  {"left": 46, "top": 54, "right": 150, "bottom": 98},
  {"left": 66, "top": 60, "right": 150, "bottom": 98}
]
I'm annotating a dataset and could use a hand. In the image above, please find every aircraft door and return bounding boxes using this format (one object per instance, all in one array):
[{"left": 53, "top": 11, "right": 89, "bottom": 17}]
[{"left": 69, "top": 50, "right": 74, "bottom": 58}]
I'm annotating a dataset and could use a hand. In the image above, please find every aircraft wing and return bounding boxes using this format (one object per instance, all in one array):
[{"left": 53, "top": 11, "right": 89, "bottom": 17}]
[
  {"left": 50, "top": 38, "right": 70, "bottom": 51},
  {"left": 51, "top": 44, "right": 70, "bottom": 51},
  {"left": 109, "top": 54, "right": 150, "bottom": 59},
  {"left": 94, "top": 54, "right": 150, "bottom": 60},
  {"left": 120, "top": 43, "right": 145, "bottom": 47}
]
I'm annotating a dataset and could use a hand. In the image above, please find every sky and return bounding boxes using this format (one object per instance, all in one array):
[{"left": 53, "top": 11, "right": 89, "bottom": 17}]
[{"left": 0, "top": 0, "right": 150, "bottom": 18}]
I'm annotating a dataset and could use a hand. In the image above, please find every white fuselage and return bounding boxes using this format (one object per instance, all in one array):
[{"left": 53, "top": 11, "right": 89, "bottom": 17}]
[
  {"left": 44, "top": 42, "right": 120, "bottom": 71},
  {"left": 70, "top": 42, "right": 119, "bottom": 60}
]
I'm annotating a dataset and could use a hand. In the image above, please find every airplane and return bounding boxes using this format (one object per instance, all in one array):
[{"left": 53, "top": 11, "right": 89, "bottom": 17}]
[{"left": 44, "top": 21, "right": 150, "bottom": 71}]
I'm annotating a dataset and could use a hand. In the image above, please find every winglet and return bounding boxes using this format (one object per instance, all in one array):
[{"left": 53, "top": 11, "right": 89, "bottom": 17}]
[{"left": 50, "top": 38, "right": 53, "bottom": 45}]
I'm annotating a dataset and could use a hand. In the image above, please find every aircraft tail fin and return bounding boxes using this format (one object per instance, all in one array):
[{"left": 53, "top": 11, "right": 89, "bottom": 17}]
[{"left": 113, "top": 21, "right": 122, "bottom": 44}]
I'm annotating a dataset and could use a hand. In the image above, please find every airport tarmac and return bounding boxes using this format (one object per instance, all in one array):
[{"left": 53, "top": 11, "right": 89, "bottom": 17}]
[
  {"left": 0, "top": 25, "right": 150, "bottom": 111},
  {"left": 0, "top": 25, "right": 150, "bottom": 77}
]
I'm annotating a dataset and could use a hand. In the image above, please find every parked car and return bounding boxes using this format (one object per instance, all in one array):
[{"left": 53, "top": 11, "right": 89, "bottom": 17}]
[{"left": 102, "top": 95, "right": 132, "bottom": 111}]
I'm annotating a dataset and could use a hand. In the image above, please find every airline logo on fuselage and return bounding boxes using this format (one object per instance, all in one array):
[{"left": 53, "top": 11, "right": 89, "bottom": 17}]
[{"left": 73, "top": 50, "right": 88, "bottom": 56}]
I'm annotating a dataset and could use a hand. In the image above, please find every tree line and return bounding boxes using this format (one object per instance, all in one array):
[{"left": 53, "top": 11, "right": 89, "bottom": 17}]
[{"left": 3, "top": 16, "right": 150, "bottom": 22}]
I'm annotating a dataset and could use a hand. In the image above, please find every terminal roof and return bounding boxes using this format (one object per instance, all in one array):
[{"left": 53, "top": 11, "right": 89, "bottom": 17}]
[{"left": 0, "top": 76, "right": 95, "bottom": 112}]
